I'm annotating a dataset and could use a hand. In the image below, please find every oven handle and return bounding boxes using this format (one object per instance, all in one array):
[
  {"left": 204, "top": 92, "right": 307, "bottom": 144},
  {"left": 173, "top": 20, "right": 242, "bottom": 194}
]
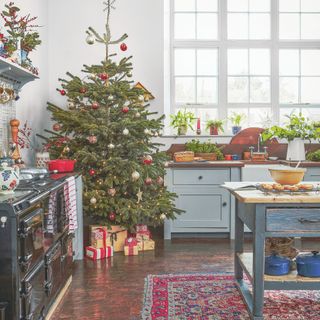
[
  {"left": 19, "top": 208, "right": 44, "bottom": 237},
  {"left": 27, "top": 183, "right": 65, "bottom": 206}
]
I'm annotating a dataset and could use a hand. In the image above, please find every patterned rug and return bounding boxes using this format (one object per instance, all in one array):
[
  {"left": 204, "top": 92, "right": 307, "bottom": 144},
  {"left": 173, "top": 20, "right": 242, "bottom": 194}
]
[{"left": 141, "top": 273, "right": 320, "bottom": 320}]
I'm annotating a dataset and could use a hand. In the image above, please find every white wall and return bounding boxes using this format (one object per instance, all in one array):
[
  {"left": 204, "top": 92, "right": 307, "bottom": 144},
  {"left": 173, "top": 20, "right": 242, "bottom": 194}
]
[{"left": 15, "top": 0, "right": 49, "bottom": 164}]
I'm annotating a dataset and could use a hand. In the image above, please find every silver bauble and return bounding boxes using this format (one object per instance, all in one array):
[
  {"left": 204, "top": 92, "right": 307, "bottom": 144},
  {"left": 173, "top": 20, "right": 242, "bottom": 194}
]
[{"left": 86, "top": 34, "right": 95, "bottom": 45}]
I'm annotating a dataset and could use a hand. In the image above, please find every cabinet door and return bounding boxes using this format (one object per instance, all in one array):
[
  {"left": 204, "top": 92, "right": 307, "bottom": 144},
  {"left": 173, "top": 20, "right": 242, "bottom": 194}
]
[
  {"left": 172, "top": 186, "right": 230, "bottom": 231},
  {"left": 304, "top": 168, "right": 320, "bottom": 182}
]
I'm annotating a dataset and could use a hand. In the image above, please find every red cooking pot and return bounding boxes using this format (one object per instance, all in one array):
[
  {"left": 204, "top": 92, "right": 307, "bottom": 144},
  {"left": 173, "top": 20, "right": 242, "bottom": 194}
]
[{"left": 48, "top": 159, "right": 76, "bottom": 173}]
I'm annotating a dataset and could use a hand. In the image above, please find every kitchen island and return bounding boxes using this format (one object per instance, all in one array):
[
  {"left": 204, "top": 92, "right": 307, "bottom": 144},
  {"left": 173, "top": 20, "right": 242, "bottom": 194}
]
[{"left": 224, "top": 184, "right": 320, "bottom": 320}]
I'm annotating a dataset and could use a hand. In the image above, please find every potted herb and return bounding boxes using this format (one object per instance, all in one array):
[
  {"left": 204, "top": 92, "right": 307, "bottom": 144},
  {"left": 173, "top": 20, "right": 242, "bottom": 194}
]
[
  {"left": 170, "top": 109, "right": 196, "bottom": 135},
  {"left": 185, "top": 139, "right": 224, "bottom": 161},
  {"left": 229, "top": 112, "right": 246, "bottom": 135},
  {"left": 206, "top": 119, "right": 224, "bottom": 135},
  {"left": 306, "top": 149, "right": 320, "bottom": 162},
  {"left": 262, "top": 113, "right": 320, "bottom": 161}
]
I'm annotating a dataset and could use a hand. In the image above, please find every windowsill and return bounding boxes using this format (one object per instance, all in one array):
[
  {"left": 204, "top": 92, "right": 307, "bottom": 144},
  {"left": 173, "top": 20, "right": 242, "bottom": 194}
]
[{"left": 159, "top": 135, "right": 234, "bottom": 138}]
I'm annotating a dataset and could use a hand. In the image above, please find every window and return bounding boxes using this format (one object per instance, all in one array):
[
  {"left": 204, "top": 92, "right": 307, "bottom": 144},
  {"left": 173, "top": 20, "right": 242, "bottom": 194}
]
[{"left": 170, "top": 0, "right": 320, "bottom": 133}]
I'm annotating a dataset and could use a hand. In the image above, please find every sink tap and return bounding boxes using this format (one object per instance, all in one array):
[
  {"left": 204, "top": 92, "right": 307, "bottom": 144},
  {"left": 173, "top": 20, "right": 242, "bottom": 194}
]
[{"left": 258, "top": 134, "right": 262, "bottom": 153}]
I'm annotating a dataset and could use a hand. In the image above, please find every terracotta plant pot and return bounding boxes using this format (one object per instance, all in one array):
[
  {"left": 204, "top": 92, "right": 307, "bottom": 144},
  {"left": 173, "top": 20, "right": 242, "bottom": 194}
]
[
  {"left": 195, "top": 153, "right": 217, "bottom": 161},
  {"left": 210, "top": 126, "right": 219, "bottom": 135}
]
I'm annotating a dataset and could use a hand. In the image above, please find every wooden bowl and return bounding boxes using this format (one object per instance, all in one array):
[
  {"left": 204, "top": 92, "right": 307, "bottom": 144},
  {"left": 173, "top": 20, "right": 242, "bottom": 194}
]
[{"left": 268, "top": 168, "right": 306, "bottom": 185}]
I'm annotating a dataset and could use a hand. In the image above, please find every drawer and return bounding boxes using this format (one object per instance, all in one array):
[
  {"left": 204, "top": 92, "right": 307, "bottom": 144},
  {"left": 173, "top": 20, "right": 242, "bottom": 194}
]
[
  {"left": 266, "top": 208, "right": 320, "bottom": 232},
  {"left": 173, "top": 169, "right": 230, "bottom": 185}
]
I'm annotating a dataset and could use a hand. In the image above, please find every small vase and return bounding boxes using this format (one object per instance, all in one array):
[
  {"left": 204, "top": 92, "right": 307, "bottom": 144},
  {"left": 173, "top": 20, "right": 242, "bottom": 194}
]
[
  {"left": 286, "top": 138, "right": 306, "bottom": 161},
  {"left": 232, "top": 126, "right": 242, "bottom": 135},
  {"left": 210, "top": 126, "right": 219, "bottom": 135},
  {"left": 20, "top": 49, "right": 28, "bottom": 63}
]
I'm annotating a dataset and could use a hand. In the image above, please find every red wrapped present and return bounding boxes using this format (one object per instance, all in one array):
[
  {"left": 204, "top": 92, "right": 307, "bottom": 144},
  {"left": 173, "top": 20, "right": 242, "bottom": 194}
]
[
  {"left": 85, "top": 246, "right": 113, "bottom": 260},
  {"left": 124, "top": 237, "right": 139, "bottom": 256},
  {"left": 136, "top": 224, "right": 148, "bottom": 232}
]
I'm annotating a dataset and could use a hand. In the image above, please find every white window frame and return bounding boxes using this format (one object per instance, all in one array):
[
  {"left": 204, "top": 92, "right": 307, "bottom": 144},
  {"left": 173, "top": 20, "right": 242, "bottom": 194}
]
[{"left": 169, "top": 0, "right": 320, "bottom": 130}]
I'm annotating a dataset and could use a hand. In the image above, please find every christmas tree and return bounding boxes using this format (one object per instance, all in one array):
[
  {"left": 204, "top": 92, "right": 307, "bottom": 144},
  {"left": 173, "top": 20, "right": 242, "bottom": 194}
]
[{"left": 40, "top": 0, "right": 182, "bottom": 231}]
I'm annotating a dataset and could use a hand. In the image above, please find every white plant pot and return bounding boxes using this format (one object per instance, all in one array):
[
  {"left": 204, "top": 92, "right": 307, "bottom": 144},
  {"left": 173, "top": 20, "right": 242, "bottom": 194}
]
[{"left": 286, "top": 138, "right": 306, "bottom": 161}]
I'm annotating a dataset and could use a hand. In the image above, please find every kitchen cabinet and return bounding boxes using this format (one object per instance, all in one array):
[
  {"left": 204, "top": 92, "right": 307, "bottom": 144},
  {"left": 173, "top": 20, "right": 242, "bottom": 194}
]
[
  {"left": 304, "top": 167, "right": 320, "bottom": 181},
  {"left": 164, "top": 166, "right": 241, "bottom": 239}
]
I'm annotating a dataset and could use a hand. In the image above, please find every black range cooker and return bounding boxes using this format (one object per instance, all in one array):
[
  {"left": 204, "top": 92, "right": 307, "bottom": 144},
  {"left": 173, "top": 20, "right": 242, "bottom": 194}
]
[{"left": 0, "top": 169, "right": 74, "bottom": 320}]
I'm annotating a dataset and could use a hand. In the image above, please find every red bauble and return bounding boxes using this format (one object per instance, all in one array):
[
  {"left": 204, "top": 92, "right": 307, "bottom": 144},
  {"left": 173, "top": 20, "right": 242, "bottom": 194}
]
[
  {"left": 99, "top": 73, "right": 109, "bottom": 81},
  {"left": 89, "top": 168, "right": 95, "bottom": 176},
  {"left": 79, "top": 87, "right": 87, "bottom": 94},
  {"left": 143, "top": 155, "right": 153, "bottom": 165},
  {"left": 144, "top": 177, "right": 153, "bottom": 185},
  {"left": 92, "top": 102, "right": 100, "bottom": 110},
  {"left": 108, "top": 212, "right": 116, "bottom": 221},
  {"left": 60, "top": 89, "right": 66, "bottom": 96},
  {"left": 120, "top": 43, "right": 127, "bottom": 51},
  {"left": 53, "top": 123, "right": 61, "bottom": 131},
  {"left": 122, "top": 106, "right": 129, "bottom": 113}
]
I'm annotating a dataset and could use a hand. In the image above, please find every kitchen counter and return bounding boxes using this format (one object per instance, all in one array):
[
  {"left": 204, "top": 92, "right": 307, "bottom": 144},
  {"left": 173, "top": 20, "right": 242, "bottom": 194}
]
[{"left": 166, "top": 160, "right": 244, "bottom": 168}]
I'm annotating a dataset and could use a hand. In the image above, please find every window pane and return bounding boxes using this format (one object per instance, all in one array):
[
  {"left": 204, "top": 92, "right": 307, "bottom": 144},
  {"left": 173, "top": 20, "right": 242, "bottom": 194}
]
[
  {"left": 228, "top": 77, "right": 249, "bottom": 103},
  {"left": 228, "top": 49, "right": 248, "bottom": 75},
  {"left": 197, "top": 13, "right": 218, "bottom": 39},
  {"left": 197, "top": 0, "right": 218, "bottom": 11},
  {"left": 198, "top": 109, "right": 219, "bottom": 130},
  {"left": 174, "top": 13, "right": 196, "bottom": 39},
  {"left": 279, "top": 14, "right": 300, "bottom": 39},
  {"left": 249, "top": 108, "right": 273, "bottom": 127},
  {"left": 279, "top": 0, "right": 300, "bottom": 12},
  {"left": 249, "top": 13, "right": 270, "bottom": 39},
  {"left": 175, "top": 77, "right": 196, "bottom": 103},
  {"left": 279, "top": 50, "right": 300, "bottom": 76},
  {"left": 228, "top": 0, "right": 248, "bottom": 12},
  {"left": 301, "top": 0, "right": 320, "bottom": 12},
  {"left": 197, "top": 77, "right": 218, "bottom": 103},
  {"left": 250, "top": 49, "right": 270, "bottom": 75},
  {"left": 279, "top": 77, "right": 299, "bottom": 104},
  {"left": 301, "top": 77, "right": 320, "bottom": 103},
  {"left": 301, "top": 14, "right": 320, "bottom": 39},
  {"left": 250, "top": 77, "right": 270, "bottom": 103},
  {"left": 197, "top": 49, "right": 218, "bottom": 76},
  {"left": 302, "top": 109, "right": 320, "bottom": 122},
  {"left": 228, "top": 13, "right": 248, "bottom": 39},
  {"left": 175, "top": 0, "right": 195, "bottom": 11},
  {"left": 249, "top": 0, "right": 270, "bottom": 12},
  {"left": 301, "top": 50, "right": 320, "bottom": 76},
  {"left": 175, "top": 49, "right": 196, "bottom": 76}
]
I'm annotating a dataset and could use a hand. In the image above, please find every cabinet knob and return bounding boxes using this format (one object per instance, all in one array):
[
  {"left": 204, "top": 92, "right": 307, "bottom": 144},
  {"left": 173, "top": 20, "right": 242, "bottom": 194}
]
[
  {"left": 222, "top": 202, "right": 227, "bottom": 207},
  {"left": 198, "top": 176, "right": 203, "bottom": 180}
]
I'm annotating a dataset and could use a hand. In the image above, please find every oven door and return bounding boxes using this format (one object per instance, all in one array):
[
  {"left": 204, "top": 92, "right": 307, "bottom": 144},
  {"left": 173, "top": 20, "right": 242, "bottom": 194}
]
[
  {"left": 61, "top": 233, "right": 73, "bottom": 281},
  {"left": 20, "top": 261, "right": 46, "bottom": 320},
  {"left": 44, "top": 242, "right": 62, "bottom": 301},
  {"left": 18, "top": 207, "right": 44, "bottom": 275}
]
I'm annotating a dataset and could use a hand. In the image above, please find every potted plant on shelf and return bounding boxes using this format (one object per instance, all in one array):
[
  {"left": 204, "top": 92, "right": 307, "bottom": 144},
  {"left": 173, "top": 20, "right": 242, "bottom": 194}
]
[
  {"left": 262, "top": 113, "right": 320, "bottom": 161},
  {"left": 185, "top": 139, "right": 224, "bottom": 161},
  {"left": 206, "top": 119, "right": 224, "bottom": 135},
  {"left": 229, "top": 112, "right": 246, "bottom": 135},
  {"left": 170, "top": 109, "right": 196, "bottom": 135}
]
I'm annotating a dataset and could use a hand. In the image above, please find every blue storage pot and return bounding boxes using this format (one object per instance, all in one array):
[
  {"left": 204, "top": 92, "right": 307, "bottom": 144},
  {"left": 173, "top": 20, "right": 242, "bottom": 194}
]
[
  {"left": 265, "top": 254, "right": 290, "bottom": 276},
  {"left": 296, "top": 251, "right": 320, "bottom": 277}
]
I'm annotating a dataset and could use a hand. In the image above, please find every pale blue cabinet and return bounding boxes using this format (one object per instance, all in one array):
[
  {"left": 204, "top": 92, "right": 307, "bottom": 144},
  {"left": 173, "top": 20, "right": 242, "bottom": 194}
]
[{"left": 304, "top": 168, "right": 320, "bottom": 181}]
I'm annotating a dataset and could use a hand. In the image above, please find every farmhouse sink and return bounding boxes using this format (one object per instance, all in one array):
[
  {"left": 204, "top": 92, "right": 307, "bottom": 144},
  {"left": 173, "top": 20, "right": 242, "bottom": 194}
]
[{"left": 241, "top": 164, "right": 292, "bottom": 182}]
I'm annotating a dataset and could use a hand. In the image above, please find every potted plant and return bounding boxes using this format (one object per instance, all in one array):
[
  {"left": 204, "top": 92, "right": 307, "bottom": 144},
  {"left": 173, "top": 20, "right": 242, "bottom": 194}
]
[
  {"left": 229, "top": 112, "right": 246, "bottom": 135},
  {"left": 206, "top": 119, "right": 224, "bottom": 135},
  {"left": 262, "top": 113, "right": 320, "bottom": 161},
  {"left": 170, "top": 109, "right": 196, "bottom": 135},
  {"left": 185, "top": 139, "right": 224, "bottom": 161}
]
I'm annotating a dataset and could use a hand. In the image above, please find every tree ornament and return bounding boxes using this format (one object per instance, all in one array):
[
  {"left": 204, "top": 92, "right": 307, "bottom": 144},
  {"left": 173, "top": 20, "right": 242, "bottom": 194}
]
[
  {"left": 144, "top": 128, "right": 150, "bottom": 135},
  {"left": 80, "top": 87, "right": 87, "bottom": 94},
  {"left": 136, "top": 189, "right": 143, "bottom": 203},
  {"left": 132, "top": 171, "right": 140, "bottom": 181},
  {"left": 90, "top": 197, "right": 97, "bottom": 204},
  {"left": 53, "top": 123, "right": 61, "bottom": 131},
  {"left": 135, "top": 112, "right": 141, "bottom": 118},
  {"left": 127, "top": 72, "right": 132, "bottom": 78},
  {"left": 108, "top": 95, "right": 114, "bottom": 101},
  {"left": 123, "top": 128, "right": 129, "bottom": 135},
  {"left": 87, "top": 135, "right": 98, "bottom": 144},
  {"left": 68, "top": 101, "right": 76, "bottom": 110},
  {"left": 86, "top": 34, "right": 95, "bottom": 45},
  {"left": 108, "top": 143, "right": 115, "bottom": 149},
  {"left": 122, "top": 106, "right": 129, "bottom": 113},
  {"left": 138, "top": 95, "right": 144, "bottom": 102},
  {"left": 120, "top": 43, "right": 127, "bottom": 51},
  {"left": 63, "top": 146, "right": 70, "bottom": 154},
  {"left": 154, "top": 132, "right": 159, "bottom": 137},
  {"left": 108, "top": 212, "right": 116, "bottom": 221},
  {"left": 92, "top": 102, "right": 100, "bottom": 110},
  {"left": 143, "top": 155, "right": 153, "bottom": 165},
  {"left": 59, "top": 89, "right": 66, "bottom": 96},
  {"left": 144, "top": 177, "right": 153, "bottom": 185},
  {"left": 160, "top": 213, "right": 166, "bottom": 220},
  {"left": 156, "top": 176, "right": 164, "bottom": 186},
  {"left": 99, "top": 73, "right": 109, "bottom": 80},
  {"left": 89, "top": 168, "right": 96, "bottom": 176},
  {"left": 108, "top": 188, "right": 116, "bottom": 197}
]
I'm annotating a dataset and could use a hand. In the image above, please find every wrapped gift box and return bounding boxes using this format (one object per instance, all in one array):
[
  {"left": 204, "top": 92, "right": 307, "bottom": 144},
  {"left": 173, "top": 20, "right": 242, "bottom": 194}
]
[
  {"left": 136, "top": 230, "right": 151, "bottom": 241},
  {"left": 90, "top": 226, "right": 110, "bottom": 249},
  {"left": 108, "top": 225, "right": 128, "bottom": 252},
  {"left": 85, "top": 246, "right": 113, "bottom": 260},
  {"left": 137, "top": 239, "right": 155, "bottom": 251},
  {"left": 124, "top": 237, "right": 139, "bottom": 256},
  {"left": 136, "top": 224, "right": 148, "bottom": 232}
]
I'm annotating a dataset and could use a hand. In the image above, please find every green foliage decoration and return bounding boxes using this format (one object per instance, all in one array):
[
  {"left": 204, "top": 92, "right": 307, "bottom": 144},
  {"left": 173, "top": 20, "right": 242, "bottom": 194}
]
[{"left": 185, "top": 139, "right": 224, "bottom": 160}]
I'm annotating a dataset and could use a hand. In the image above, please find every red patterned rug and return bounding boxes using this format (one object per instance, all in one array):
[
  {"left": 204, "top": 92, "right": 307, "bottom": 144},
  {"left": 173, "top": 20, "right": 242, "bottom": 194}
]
[{"left": 141, "top": 273, "right": 320, "bottom": 320}]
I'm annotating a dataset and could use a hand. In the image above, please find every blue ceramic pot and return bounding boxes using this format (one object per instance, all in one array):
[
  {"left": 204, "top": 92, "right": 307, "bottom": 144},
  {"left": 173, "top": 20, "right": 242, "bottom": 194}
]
[
  {"left": 265, "top": 254, "right": 290, "bottom": 276},
  {"left": 20, "top": 49, "right": 28, "bottom": 62},
  {"left": 232, "top": 126, "right": 242, "bottom": 135},
  {"left": 296, "top": 251, "right": 320, "bottom": 277}
]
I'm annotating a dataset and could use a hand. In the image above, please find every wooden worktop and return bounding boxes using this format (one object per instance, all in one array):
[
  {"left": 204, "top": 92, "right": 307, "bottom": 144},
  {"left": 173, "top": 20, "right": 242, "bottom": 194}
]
[{"left": 166, "top": 160, "right": 244, "bottom": 168}]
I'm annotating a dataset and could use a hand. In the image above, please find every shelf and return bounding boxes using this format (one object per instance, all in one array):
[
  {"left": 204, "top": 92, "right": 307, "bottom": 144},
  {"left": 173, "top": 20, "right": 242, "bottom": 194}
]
[{"left": 0, "top": 56, "right": 38, "bottom": 85}]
